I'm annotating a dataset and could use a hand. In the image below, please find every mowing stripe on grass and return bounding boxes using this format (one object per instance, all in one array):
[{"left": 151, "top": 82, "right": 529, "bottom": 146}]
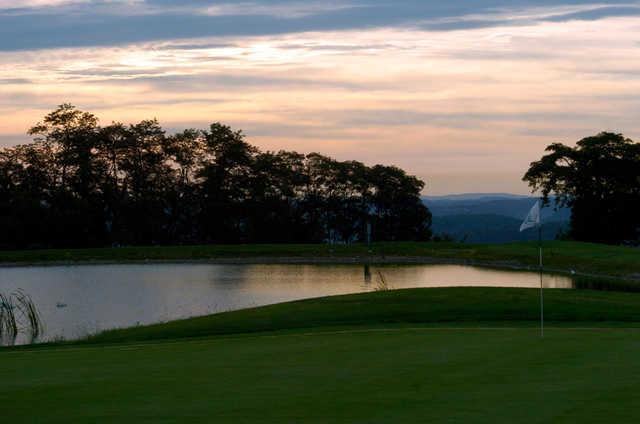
[{"left": 5, "top": 325, "right": 640, "bottom": 356}]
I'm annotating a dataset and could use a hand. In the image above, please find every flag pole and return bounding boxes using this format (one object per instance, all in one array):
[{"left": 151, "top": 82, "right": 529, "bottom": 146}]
[
  {"left": 538, "top": 222, "right": 544, "bottom": 338},
  {"left": 520, "top": 199, "right": 544, "bottom": 338}
]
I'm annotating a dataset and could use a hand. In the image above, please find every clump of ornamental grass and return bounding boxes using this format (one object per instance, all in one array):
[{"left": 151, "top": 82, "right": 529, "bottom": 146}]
[
  {"left": 14, "top": 290, "right": 43, "bottom": 341},
  {"left": 0, "top": 290, "right": 43, "bottom": 345},
  {"left": 0, "top": 292, "right": 18, "bottom": 343},
  {"left": 375, "top": 271, "right": 390, "bottom": 292}
]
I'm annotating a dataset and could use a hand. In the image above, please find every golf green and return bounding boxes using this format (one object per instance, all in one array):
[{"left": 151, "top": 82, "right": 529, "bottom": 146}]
[
  {"left": 3, "top": 326, "right": 640, "bottom": 423},
  {"left": 5, "top": 287, "right": 640, "bottom": 422}
]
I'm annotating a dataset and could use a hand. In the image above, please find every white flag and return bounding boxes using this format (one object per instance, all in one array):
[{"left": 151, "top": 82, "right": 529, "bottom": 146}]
[{"left": 520, "top": 201, "right": 541, "bottom": 232}]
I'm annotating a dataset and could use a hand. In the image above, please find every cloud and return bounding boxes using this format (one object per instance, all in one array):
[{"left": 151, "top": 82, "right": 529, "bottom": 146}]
[
  {"left": 0, "top": 0, "right": 144, "bottom": 14},
  {"left": 421, "top": 2, "right": 640, "bottom": 24},
  {"left": 0, "top": 0, "right": 81, "bottom": 9},
  {"left": 1, "top": 3, "right": 639, "bottom": 193},
  {"left": 2, "top": 1, "right": 640, "bottom": 51},
  {"left": 543, "top": 4, "right": 640, "bottom": 21},
  {"left": 0, "top": 0, "right": 365, "bottom": 18},
  {"left": 202, "top": 1, "right": 366, "bottom": 19}
]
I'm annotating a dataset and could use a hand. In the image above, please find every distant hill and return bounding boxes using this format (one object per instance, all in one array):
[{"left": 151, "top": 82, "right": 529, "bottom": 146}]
[
  {"left": 425, "top": 193, "right": 528, "bottom": 202},
  {"left": 423, "top": 194, "right": 571, "bottom": 243},
  {"left": 424, "top": 194, "right": 571, "bottom": 220},
  {"left": 431, "top": 214, "right": 568, "bottom": 244}
]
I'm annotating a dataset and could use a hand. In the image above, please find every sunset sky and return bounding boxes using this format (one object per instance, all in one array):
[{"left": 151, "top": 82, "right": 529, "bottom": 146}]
[{"left": 1, "top": 1, "right": 639, "bottom": 194}]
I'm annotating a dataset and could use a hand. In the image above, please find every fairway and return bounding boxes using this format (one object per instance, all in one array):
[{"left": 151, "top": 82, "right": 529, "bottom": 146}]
[
  {"left": 5, "top": 288, "right": 640, "bottom": 422},
  {"left": 3, "top": 326, "right": 640, "bottom": 423}
]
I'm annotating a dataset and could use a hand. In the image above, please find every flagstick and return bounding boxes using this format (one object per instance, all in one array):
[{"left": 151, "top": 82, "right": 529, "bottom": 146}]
[
  {"left": 538, "top": 224, "right": 544, "bottom": 338},
  {"left": 520, "top": 200, "right": 544, "bottom": 338}
]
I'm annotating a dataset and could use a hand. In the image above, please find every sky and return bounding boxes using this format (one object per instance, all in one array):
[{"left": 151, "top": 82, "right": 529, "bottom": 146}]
[{"left": 1, "top": 1, "right": 639, "bottom": 195}]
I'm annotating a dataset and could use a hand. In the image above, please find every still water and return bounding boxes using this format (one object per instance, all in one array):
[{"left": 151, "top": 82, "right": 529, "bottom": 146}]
[{"left": 0, "top": 263, "right": 571, "bottom": 345}]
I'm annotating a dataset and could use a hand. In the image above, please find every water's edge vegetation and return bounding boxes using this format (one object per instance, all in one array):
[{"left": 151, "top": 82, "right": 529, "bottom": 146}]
[
  {"left": 1, "top": 241, "right": 637, "bottom": 348},
  {"left": 1, "top": 241, "right": 638, "bottom": 280},
  {"left": 9, "top": 287, "right": 633, "bottom": 348}
]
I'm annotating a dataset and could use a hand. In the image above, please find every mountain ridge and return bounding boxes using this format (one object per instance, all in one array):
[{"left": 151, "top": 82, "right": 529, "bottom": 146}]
[{"left": 423, "top": 194, "right": 571, "bottom": 243}]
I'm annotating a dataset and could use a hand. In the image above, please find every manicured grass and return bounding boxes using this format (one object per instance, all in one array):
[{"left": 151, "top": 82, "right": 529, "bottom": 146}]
[
  {"left": 84, "top": 287, "right": 640, "bottom": 344},
  {"left": 5, "top": 288, "right": 640, "bottom": 422},
  {"left": 3, "top": 327, "right": 640, "bottom": 423},
  {"left": 1, "top": 240, "right": 639, "bottom": 278}
]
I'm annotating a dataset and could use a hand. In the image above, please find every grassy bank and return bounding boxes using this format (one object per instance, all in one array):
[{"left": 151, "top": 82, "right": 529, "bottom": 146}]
[
  {"left": 86, "top": 288, "right": 640, "bottom": 345},
  {"left": 0, "top": 240, "right": 638, "bottom": 278},
  {"left": 4, "top": 288, "right": 640, "bottom": 423}
]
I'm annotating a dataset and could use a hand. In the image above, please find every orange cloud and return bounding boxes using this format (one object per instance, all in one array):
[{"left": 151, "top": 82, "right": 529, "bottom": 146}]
[{"left": 1, "top": 16, "right": 639, "bottom": 194}]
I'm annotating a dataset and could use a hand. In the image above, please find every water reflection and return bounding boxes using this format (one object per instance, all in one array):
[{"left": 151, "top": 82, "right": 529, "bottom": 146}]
[
  {"left": 0, "top": 263, "right": 573, "bottom": 345},
  {"left": 364, "top": 264, "right": 372, "bottom": 284}
]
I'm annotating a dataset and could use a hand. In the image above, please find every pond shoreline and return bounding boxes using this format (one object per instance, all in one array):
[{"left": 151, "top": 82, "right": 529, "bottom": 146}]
[
  {"left": 0, "top": 255, "right": 637, "bottom": 282},
  {"left": 0, "top": 260, "right": 578, "bottom": 346}
]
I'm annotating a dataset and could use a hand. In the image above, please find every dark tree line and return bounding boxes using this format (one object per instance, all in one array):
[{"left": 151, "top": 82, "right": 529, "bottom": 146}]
[
  {"left": 0, "top": 104, "right": 432, "bottom": 249},
  {"left": 524, "top": 132, "right": 640, "bottom": 245}
]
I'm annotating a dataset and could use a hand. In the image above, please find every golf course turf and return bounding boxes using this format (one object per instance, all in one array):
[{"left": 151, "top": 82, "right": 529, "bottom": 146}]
[
  {"left": 84, "top": 288, "right": 640, "bottom": 344},
  {"left": 3, "top": 288, "right": 640, "bottom": 422}
]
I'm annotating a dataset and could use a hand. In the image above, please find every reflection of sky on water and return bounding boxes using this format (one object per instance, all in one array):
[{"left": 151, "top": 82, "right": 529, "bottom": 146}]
[{"left": 0, "top": 264, "right": 571, "bottom": 344}]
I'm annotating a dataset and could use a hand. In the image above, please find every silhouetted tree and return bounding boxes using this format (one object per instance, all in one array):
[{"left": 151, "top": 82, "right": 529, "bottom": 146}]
[
  {"left": 0, "top": 105, "right": 433, "bottom": 248},
  {"left": 369, "top": 165, "right": 432, "bottom": 241},
  {"left": 523, "top": 132, "right": 640, "bottom": 244},
  {"left": 198, "top": 123, "right": 257, "bottom": 242},
  {"left": 246, "top": 150, "right": 307, "bottom": 242},
  {"left": 27, "top": 104, "right": 105, "bottom": 246}
]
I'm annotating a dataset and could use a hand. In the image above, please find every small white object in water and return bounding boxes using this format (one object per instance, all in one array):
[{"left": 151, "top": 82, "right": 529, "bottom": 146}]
[
  {"left": 570, "top": 269, "right": 576, "bottom": 275},
  {"left": 56, "top": 302, "right": 67, "bottom": 308}
]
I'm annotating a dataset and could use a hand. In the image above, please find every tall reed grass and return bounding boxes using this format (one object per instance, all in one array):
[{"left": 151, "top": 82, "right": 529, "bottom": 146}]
[
  {"left": 374, "top": 271, "right": 390, "bottom": 291},
  {"left": 0, "top": 292, "right": 17, "bottom": 342},
  {"left": 0, "top": 290, "right": 43, "bottom": 345}
]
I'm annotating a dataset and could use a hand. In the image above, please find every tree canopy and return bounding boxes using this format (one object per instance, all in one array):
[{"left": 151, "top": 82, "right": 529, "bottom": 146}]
[
  {"left": 523, "top": 132, "right": 640, "bottom": 244},
  {"left": 0, "top": 104, "right": 432, "bottom": 249}
]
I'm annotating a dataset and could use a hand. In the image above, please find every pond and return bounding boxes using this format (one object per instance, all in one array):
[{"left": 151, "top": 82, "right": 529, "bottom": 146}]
[{"left": 0, "top": 263, "right": 572, "bottom": 345}]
